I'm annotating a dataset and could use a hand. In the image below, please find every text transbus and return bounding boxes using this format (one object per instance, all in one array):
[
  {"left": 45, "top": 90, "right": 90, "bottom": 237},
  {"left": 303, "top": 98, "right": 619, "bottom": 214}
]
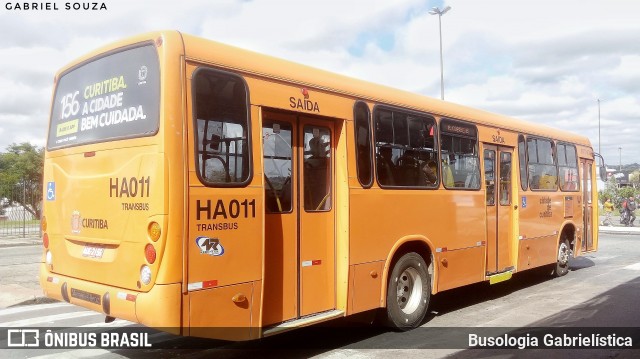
[{"left": 40, "top": 31, "right": 603, "bottom": 340}]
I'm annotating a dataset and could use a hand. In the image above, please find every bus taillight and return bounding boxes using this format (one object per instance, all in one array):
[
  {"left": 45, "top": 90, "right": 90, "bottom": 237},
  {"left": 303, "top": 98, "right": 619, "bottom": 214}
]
[
  {"left": 41, "top": 216, "right": 47, "bottom": 232},
  {"left": 144, "top": 244, "right": 156, "bottom": 264},
  {"left": 43, "top": 233, "right": 49, "bottom": 249}
]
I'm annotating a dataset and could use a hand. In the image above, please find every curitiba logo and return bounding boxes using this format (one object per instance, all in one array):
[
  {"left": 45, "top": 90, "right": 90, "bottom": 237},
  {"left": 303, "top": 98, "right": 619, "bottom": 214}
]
[{"left": 195, "top": 236, "right": 225, "bottom": 256}]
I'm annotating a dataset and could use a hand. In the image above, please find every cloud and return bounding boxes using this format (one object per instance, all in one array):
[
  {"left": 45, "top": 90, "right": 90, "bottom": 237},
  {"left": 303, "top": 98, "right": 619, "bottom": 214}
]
[{"left": 0, "top": 0, "right": 639, "bottom": 165}]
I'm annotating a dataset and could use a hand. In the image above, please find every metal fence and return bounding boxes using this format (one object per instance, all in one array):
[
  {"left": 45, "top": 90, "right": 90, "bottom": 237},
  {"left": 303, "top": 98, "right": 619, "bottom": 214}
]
[{"left": 0, "top": 179, "right": 42, "bottom": 238}]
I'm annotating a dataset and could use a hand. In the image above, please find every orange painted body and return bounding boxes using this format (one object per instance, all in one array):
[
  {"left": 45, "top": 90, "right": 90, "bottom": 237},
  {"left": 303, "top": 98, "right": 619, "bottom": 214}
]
[{"left": 40, "top": 31, "right": 598, "bottom": 341}]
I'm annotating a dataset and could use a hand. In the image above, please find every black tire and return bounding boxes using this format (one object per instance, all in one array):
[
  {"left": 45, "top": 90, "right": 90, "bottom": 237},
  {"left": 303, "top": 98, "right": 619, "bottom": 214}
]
[
  {"left": 551, "top": 236, "right": 570, "bottom": 277},
  {"left": 386, "top": 252, "right": 430, "bottom": 330}
]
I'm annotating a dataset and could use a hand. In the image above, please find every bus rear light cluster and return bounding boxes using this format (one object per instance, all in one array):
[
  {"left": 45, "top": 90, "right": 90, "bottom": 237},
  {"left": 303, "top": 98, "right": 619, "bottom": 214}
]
[
  {"left": 42, "top": 215, "right": 51, "bottom": 268},
  {"left": 144, "top": 244, "right": 156, "bottom": 264}
]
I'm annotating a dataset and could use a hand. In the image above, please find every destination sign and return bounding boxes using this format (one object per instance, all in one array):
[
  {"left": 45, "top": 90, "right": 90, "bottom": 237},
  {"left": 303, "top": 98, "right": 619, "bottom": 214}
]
[{"left": 48, "top": 44, "right": 160, "bottom": 149}]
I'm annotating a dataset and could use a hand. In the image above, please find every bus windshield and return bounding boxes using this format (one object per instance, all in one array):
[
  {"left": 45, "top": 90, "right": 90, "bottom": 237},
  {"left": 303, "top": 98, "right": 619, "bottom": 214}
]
[{"left": 48, "top": 44, "right": 160, "bottom": 150}]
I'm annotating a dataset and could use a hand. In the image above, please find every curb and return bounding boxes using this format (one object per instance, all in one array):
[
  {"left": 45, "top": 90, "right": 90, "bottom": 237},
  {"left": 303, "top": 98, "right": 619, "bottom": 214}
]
[
  {"left": 599, "top": 227, "right": 640, "bottom": 235},
  {"left": 599, "top": 230, "right": 639, "bottom": 235},
  {"left": 0, "top": 241, "right": 42, "bottom": 249}
]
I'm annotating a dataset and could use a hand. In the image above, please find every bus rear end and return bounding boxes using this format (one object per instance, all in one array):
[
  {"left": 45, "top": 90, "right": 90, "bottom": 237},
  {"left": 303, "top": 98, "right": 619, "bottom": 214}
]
[{"left": 39, "top": 34, "right": 184, "bottom": 330}]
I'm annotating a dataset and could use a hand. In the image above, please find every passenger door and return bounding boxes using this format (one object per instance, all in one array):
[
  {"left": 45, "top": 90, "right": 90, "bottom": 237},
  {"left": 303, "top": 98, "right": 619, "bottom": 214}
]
[
  {"left": 262, "top": 110, "right": 336, "bottom": 326},
  {"left": 484, "top": 145, "right": 514, "bottom": 274},
  {"left": 581, "top": 160, "right": 595, "bottom": 251}
]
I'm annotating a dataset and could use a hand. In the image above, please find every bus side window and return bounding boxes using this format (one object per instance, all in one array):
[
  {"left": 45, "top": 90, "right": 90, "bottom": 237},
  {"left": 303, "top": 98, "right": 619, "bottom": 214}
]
[
  {"left": 193, "top": 69, "right": 251, "bottom": 186},
  {"left": 558, "top": 143, "right": 579, "bottom": 191},
  {"left": 303, "top": 127, "right": 331, "bottom": 211},
  {"left": 373, "top": 107, "right": 437, "bottom": 188},
  {"left": 354, "top": 102, "right": 373, "bottom": 187},
  {"left": 263, "top": 121, "right": 293, "bottom": 213},
  {"left": 439, "top": 119, "right": 480, "bottom": 190},
  {"left": 518, "top": 135, "right": 528, "bottom": 190},
  {"left": 527, "top": 137, "right": 557, "bottom": 191}
]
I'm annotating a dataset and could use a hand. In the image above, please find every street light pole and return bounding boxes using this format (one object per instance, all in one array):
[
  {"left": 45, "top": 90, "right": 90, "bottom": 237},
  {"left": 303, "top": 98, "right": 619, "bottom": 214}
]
[
  {"left": 429, "top": 6, "right": 451, "bottom": 100},
  {"left": 598, "top": 98, "right": 601, "bottom": 155},
  {"left": 619, "top": 147, "right": 622, "bottom": 171}
]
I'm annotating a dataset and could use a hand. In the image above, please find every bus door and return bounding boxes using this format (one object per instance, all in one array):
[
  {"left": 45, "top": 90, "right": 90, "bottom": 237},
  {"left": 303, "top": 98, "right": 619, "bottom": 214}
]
[
  {"left": 483, "top": 145, "right": 514, "bottom": 274},
  {"left": 261, "top": 109, "right": 336, "bottom": 326},
  {"left": 581, "top": 159, "right": 595, "bottom": 251}
]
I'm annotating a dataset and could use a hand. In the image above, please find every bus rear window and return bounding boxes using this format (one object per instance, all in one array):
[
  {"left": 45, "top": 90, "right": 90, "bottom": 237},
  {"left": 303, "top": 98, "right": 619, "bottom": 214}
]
[{"left": 48, "top": 44, "right": 160, "bottom": 150}]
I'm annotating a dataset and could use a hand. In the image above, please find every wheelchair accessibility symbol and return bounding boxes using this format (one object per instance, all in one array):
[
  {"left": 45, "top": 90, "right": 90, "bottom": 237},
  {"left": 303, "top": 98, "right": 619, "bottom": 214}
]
[{"left": 46, "top": 182, "right": 56, "bottom": 201}]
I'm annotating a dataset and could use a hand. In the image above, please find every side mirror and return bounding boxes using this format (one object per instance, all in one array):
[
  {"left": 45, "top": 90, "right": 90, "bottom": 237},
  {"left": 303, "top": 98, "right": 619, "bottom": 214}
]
[{"left": 594, "top": 153, "right": 607, "bottom": 182}]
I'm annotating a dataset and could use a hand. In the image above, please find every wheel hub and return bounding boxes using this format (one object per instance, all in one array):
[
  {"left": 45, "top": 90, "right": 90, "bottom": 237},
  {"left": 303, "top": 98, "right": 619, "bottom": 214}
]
[
  {"left": 396, "top": 267, "right": 422, "bottom": 314},
  {"left": 558, "top": 242, "right": 569, "bottom": 265}
]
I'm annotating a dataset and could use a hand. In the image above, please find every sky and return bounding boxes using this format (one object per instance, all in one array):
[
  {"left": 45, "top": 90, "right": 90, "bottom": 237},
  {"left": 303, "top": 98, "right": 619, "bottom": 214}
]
[{"left": 0, "top": 0, "right": 638, "bottom": 167}]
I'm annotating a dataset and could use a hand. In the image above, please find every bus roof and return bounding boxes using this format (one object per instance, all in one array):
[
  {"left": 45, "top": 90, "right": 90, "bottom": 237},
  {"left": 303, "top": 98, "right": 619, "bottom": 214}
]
[
  {"left": 180, "top": 32, "right": 590, "bottom": 147},
  {"left": 55, "top": 30, "right": 592, "bottom": 148}
]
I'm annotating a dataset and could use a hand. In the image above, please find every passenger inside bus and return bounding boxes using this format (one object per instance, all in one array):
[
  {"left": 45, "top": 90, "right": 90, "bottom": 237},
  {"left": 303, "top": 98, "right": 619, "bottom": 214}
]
[
  {"left": 305, "top": 129, "right": 331, "bottom": 210},
  {"left": 377, "top": 146, "right": 395, "bottom": 186},
  {"left": 422, "top": 160, "right": 438, "bottom": 185},
  {"left": 442, "top": 159, "right": 455, "bottom": 187},
  {"left": 309, "top": 130, "right": 330, "bottom": 158}
]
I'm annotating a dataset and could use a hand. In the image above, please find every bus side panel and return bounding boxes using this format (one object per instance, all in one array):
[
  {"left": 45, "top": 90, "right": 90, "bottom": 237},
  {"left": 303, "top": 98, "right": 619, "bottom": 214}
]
[
  {"left": 189, "top": 282, "right": 254, "bottom": 341},
  {"left": 349, "top": 189, "right": 486, "bottom": 292},
  {"left": 518, "top": 193, "right": 563, "bottom": 242},
  {"left": 436, "top": 246, "right": 486, "bottom": 292},
  {"left": 517, "top": 236, "right": 557, "bottom": 270},
  {"left": 350, "top": 190, "right": 485, "bottom": 262},
  {"left": 348, "top": 261, "right": 384, "bottom": 314}
]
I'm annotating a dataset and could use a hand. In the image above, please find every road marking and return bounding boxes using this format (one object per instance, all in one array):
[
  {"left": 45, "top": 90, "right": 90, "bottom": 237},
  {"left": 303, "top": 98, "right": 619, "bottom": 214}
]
[
  {"left": 78, "top": 319, "right": 131, "bottom": 328},
  {"left": 0, "top": 310, "right": 98, "bottom": 326},
  {"left": 624, "top": 262, "right": 640, "bottom": 270},
  {"left": 29, "top": 349, "right": 113, "bottom": 359},
  {"left": 0, "top": 302, "right": 70, "bottom": 317}
]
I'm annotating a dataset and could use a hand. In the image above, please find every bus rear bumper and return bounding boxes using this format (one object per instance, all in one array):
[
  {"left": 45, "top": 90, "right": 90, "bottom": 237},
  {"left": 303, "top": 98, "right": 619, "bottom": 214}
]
[{"left": 39, "top": 264, "right": 182, "bottom": 331}]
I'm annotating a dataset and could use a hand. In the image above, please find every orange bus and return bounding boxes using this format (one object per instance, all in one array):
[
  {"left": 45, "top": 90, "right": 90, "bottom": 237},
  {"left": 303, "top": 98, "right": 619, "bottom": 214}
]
[{"left": 40, "top": 31, "right": 603, "bottom": 340}]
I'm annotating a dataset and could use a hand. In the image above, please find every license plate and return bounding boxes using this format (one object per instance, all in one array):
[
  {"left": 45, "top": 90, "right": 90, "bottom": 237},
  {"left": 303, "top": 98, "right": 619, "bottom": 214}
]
[
  {"left": 71, "top": 288, "right": 101, "bottom": 304},
  {"left": 82, "top": 245, "right": 104, "bottom": 258}
]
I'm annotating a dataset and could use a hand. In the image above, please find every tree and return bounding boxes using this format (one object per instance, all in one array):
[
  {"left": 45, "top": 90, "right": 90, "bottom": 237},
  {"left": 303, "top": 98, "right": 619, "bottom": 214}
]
[
  {"left": 630, "top": 170, "right": 640, "bottom": 187},
  {"left": 599, "top": 175, "right": 618, "bottom": 206},
  {"left": 0, "top": 143, "right": 44, "bottom": 219}
]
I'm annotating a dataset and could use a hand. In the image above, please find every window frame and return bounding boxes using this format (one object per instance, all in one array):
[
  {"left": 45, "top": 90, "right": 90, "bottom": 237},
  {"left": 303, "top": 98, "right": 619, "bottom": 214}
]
[
  {"left": 262, "top": 119, "right": 294, "bottom": 214},
  {"left": 526, "top": 136, "right": 558, "bottom": 192},
  {"left": 484, "top": 148, "right": 496, "bottom": 206},
  {"left": 191, "top": 67, "right": 253, "bottom": 188},
  {"left": 302, "top": 124, "right": 333, "bottom": 212},
  {"left": 439, "top": 118, "right": 481, "bottom": 191},
  {"left": 353, "top": 101, "right": 373, "bottom": 188},
  {"left": 372, "top": 104, "right": 439, "bottom": 190},
  {"left": 518, "top": 134, "right": 528, "bottom": 191},
  {"left": 557, "top": 141, "right": 580, "bottom": 192}
]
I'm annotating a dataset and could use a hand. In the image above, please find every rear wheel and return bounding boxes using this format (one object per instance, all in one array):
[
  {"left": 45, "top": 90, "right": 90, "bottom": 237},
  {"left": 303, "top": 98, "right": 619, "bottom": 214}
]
[
  {"left": 551, "top": 236, "right": 571, "bottom": 277},
  {"left": 385, "top": 252, "right": 430, "bottom": 330}
]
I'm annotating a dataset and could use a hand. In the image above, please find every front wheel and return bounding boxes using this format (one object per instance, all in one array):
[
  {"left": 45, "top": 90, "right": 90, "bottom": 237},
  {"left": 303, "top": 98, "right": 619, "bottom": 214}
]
[
  {"left": 385, "top": 252, "right": 430, "bottom": 330},
  {"left": 551, "top": 237, "right": 571, "bottom": 277}
]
